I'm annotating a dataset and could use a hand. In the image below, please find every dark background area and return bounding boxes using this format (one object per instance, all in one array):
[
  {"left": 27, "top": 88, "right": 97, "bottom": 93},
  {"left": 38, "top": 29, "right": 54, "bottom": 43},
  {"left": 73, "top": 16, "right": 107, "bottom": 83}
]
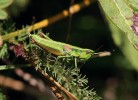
[{"left": 1, "top": 0, "right": 138, "bottom": 100}]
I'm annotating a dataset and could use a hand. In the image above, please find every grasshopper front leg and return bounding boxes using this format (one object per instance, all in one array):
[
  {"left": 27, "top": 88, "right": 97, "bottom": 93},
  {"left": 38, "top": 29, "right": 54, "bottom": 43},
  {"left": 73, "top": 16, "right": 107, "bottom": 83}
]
[{"left": 55, "top": 55, "right": 79, "bottom": 68}]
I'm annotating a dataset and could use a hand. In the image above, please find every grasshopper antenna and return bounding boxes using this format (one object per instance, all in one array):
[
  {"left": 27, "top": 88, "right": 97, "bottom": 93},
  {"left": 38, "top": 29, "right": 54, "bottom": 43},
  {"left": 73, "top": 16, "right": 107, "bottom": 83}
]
[
  {"left": 66, "top": 0, "right": 75, "bottom": 42},
  {"left": 93, "top": 51, "right": 111, "bottom": 58},
  {"left": 28, "top": 16, "right": 36, "bottom": 37},
  {"left": 94, "top": 45, "right": 104, "bottom": 52},
  {"left": 92, "top": 45, "right": 111, "bottom": 58}
]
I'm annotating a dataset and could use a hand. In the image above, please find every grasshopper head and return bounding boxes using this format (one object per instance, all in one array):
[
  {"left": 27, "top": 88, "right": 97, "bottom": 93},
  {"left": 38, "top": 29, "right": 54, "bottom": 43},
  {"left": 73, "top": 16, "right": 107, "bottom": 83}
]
[{"left": 80, "top": 49, "right": 94, "bottom": 60}]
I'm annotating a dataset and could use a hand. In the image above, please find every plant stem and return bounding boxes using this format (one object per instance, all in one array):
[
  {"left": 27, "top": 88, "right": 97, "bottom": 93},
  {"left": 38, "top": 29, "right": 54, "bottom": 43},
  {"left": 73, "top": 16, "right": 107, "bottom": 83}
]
[
  {"left": 37, "top": 67, "right": 77, "bottom": 100},
  {"left": 2, "top": 0, "right": 95, "bottom": 41}
]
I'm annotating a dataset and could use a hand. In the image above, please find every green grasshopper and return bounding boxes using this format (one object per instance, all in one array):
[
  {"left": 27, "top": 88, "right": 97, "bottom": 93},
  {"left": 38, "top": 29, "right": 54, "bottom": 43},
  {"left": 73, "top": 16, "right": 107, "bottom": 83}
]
[{"left": 30, "top": 33, "right": 110, "bottom": 67}]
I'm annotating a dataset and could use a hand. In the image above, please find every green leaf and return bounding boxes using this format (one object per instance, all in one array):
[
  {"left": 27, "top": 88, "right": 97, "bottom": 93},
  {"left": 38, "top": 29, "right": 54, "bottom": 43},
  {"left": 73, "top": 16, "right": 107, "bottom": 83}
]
[
  {"left": 128, "top": 0, "right": 138, "bottom": 11},
  {"left": 0, "top": 9, "right": 7, "bottom": 20},
  {"left": 0, "top": 43, "right": 8, "bottom": 58},
  {"left": 0, "top": 0, "right": 13, "bottom": 9},
  {"left": 0, "top": 92, "right": 6, "bottom": 100},
  {"left": 99, "top": 0, "right": 138, "bottom": 50},
  {"left": 108, "top": 17, "right": 138, "bottom": 71}
]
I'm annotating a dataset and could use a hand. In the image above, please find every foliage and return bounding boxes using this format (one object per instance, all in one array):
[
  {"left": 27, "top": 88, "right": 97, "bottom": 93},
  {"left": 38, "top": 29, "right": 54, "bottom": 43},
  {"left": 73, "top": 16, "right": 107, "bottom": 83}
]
[
  {"left": 8, "top": 0, "right": 30, "bottom": 17},
  {"left": 0, "top": 92, "right": 6, "bottom": 100},
  {"left": 0, "top": 43, "right": 8, "bottom": 59},
  {"left": 99, "top": 0, "right": 138, "bottom": 50},
  {"left": 99, "top": 0, "right": 138, "bottom": 70},
  {"left": 98, "top": 1, "right": 138, "bottom": 99},
  {"left": 0, "top": 21, "right": 101, "bottom": 99},
  {"left": 107, "top": 17, "right": 138, "bottom": 70},
  {"left": 0, "top": 0, "right": 138, "bottom": 100},
  {"left": 26, "top": 45, "right": 101, "bottom": 99},
  {"left": 0, "top": 89, "right": 6, "bottom": 100},
  {"left": 0, "top": 20, "right": 16, "bottom": 58},
  {"left": 0, "top": 0, "right": 13, "bottom": 19}
]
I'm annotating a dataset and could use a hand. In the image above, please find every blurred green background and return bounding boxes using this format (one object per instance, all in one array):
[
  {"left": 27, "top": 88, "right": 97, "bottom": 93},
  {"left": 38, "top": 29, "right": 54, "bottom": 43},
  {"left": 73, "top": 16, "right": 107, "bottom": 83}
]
[{"left": 2, "top": 0, "right": 138, "bottom": 100}]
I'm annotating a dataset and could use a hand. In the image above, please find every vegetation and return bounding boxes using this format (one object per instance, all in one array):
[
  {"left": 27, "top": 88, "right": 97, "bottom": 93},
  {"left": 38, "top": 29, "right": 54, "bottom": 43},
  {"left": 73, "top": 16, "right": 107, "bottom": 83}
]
[{"left": 0, "top": 0, "right": 138, "bottom": 100}]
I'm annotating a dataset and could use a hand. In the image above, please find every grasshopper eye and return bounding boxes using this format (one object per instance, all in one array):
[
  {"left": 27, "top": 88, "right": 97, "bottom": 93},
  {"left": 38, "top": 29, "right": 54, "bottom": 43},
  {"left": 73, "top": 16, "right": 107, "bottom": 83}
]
[{"left": 86, "top": 50, "right": 92, "bottom": 54}]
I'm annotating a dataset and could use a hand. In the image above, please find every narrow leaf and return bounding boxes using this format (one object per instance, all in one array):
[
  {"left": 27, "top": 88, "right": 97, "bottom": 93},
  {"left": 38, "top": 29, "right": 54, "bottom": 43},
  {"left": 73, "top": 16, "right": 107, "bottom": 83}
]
[
  {"left": 0, "top": 43, "right": 8, "bottom": 58},
  {"left": 0, "top": 64, "right": 30, "bottom": 70}
]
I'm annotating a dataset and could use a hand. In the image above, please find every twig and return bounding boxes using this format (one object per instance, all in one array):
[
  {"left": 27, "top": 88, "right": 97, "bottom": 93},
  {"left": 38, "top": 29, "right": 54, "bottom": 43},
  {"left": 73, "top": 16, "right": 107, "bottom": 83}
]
[
  {"left": 28, "top": 58, "right": 76, "bottom": 99},
  {"left": 0, "top": 75, "right": 57, "bottom": 99},
  {"left": 15, "top": 68, "right": 58, "bottom": 100},
  {"left": 2, "top": 0, "right": 95, "bottom": 41},
  {"left": 37, "top": 67, "right": 77, "bottom": 100}
]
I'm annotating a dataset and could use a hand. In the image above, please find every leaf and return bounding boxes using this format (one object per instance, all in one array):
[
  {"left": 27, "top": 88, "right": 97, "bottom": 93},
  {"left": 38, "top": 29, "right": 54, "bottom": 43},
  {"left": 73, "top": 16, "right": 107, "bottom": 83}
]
[
  {"left": 0, "top": 43, "right": 8, "bottom": 58},
  {"left": 108, "top": 17, "right": 138, "bottom": 70},
  {"left": 0, "top": 0, "right": 13, "bottom": 9},
  {"left": 0, "top": 92, "right": 6, "bottom": 100},
  {"left": 128, "top": 0, "right": 138, "bottom": 11},
  {"left": 0, "top": 9, "right": 7, "bottom": 20},
  {"left": 0, "top": 64, "right": 30, "bottom": 70},
  {"left": 99, "top": 0, "right": 138, "bottom": 50}
]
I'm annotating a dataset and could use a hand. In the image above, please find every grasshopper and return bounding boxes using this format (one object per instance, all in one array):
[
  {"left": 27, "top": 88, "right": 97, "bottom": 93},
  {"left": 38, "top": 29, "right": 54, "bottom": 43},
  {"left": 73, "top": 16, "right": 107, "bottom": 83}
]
[{"left": 30, "top": 33, "right": 110, "bottom": 67}]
